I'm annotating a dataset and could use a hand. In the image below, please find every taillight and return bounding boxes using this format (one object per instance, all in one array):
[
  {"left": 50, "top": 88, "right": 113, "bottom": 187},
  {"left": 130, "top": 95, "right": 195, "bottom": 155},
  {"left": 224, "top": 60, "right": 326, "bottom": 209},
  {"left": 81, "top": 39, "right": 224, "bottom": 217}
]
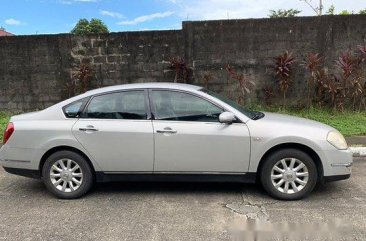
[{"left": 3, "top": 122, "right": 14, "bottom": 145}]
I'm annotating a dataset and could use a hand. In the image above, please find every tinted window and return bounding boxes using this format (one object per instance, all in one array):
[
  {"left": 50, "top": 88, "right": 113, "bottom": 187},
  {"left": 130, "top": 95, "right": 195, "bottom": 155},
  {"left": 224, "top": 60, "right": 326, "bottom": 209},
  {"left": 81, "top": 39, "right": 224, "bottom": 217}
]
[
  {"left": 63, "top": 98, "right": 88, "bottom": 118},
  {"left": 151, "top": 91, "right": 223, "bottom": 122},
  {"left": 199, "top": 88, "right": 256, "bottom": 119},
  {"left": 85, "top": 91, "right": 147, "bottom": 119}
]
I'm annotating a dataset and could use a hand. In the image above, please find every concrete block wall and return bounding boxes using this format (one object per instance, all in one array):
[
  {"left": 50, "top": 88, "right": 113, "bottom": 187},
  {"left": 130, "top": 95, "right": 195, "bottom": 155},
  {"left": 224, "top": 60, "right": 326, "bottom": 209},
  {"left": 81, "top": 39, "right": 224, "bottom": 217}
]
[{"left": 0, "top": 15, "right": 365, "bottom": 111}]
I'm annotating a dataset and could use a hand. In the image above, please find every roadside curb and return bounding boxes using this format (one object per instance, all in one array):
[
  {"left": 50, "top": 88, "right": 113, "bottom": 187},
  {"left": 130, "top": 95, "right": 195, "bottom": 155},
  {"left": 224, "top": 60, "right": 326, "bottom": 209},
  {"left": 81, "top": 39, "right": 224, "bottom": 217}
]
[
  {"left": 346, "top": 136, "right": 366, "bottom": 147},
  {"left": 350, "top": 147, "right": 366, "bottom": 157}
]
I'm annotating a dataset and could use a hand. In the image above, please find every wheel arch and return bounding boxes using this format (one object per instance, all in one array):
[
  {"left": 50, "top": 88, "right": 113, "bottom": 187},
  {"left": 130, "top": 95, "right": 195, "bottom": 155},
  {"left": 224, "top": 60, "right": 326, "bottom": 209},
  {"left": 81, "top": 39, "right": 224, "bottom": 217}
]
[
  {"left": 256, "top": 143, "right": 324, "bottom": 182},
  {"left": 39, "top": 146, "right": 96, "bottom": 178}
]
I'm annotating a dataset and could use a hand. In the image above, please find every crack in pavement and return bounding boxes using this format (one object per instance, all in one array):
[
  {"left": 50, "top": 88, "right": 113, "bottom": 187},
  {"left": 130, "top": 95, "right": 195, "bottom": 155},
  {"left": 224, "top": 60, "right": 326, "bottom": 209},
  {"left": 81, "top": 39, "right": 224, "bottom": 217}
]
[
  {"left": 223, "top": 186, "right": 287, "bottom": 221},
  {"left": 225, "top": 202, "right": 269, "bottom": 221},
  {"left": 224, "top": 190, "right": 272, "bottom": 221}
]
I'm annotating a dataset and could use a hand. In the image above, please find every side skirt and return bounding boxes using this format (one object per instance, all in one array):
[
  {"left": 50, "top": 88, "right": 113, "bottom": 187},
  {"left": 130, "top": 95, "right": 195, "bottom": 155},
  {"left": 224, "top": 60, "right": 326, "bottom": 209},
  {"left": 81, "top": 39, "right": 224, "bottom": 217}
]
[
  {"left": 2, "top": 167, "right": 257, "bottom": 184},
  {"left": 95, "top": 172, "right": 257, "bottom": 183}
]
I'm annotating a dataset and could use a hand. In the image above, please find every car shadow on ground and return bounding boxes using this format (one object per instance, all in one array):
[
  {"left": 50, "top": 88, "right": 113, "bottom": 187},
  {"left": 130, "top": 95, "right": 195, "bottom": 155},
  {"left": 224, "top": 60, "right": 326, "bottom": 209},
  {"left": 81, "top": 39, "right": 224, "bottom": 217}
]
[
  {"left": 93, "top": 181, "right": 260, "bottom": 194},
  {"left": 8, "top": 175, "right": 348, "bottom": 202},
  {"left": 89, "top": 180, "right": 345, "bottom": 202}
]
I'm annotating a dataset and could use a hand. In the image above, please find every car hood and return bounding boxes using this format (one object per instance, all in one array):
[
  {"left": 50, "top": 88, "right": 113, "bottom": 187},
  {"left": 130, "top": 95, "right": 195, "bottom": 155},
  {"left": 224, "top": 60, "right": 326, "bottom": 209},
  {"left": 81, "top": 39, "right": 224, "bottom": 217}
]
[
  {"left": 246, "top": 111, "right": 337, "bottom": 141},
  {"left": 260, "top": 112, "right": 334, "bottom": 130}
]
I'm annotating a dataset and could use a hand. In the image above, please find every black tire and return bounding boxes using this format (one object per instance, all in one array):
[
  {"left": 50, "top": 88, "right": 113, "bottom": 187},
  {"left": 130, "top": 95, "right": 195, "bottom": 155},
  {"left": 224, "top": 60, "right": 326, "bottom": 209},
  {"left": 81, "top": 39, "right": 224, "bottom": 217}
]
[
  {"left": 260, "top": 148, "right": 318, "bottom": 200},
  {"left": 42, "top": 150, "right": 94, "bottom": 199}
]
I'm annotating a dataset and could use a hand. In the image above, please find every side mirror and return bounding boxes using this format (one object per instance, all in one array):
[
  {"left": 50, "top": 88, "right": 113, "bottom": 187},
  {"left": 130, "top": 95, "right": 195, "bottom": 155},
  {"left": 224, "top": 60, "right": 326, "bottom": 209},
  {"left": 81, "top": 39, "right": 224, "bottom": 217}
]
[{"left": 219, "top": 112, "right": 236, "bottom": 124}]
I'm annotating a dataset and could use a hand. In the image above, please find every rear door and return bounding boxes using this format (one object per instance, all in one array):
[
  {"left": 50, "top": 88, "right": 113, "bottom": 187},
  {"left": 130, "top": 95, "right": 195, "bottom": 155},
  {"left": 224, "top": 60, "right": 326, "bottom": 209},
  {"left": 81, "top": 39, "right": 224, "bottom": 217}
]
[{"left": 72, "top": 90, "right": 154, "bottom": 172}]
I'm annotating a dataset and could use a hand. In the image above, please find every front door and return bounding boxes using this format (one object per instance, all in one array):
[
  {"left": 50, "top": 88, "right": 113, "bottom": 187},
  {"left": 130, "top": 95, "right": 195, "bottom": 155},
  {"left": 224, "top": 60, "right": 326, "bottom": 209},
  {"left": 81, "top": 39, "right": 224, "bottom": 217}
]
[
  {"left": 72, "top": 90, "right": 154, "bottom": 172},
  {"left": 150, "top": 90, "right": 251, "bottom": 173}
]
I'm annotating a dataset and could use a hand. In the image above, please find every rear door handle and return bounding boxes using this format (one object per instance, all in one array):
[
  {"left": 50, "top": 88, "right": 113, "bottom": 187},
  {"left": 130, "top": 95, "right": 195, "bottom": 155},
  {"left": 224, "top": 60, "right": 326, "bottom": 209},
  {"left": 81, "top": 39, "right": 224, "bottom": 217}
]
[{"left": 79, "top": 125, "right": 98, "bottom": 132}]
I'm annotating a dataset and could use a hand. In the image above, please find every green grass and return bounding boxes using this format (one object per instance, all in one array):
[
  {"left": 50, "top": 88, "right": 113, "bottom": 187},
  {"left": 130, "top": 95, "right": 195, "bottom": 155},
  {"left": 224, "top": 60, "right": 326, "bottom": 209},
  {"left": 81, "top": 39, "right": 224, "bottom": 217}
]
[
  {"left": 0, "top": 112, "right": 11, "bottom": 141},
  {"left": 254, "top": 106, "right": 366, "bottom": 137}
]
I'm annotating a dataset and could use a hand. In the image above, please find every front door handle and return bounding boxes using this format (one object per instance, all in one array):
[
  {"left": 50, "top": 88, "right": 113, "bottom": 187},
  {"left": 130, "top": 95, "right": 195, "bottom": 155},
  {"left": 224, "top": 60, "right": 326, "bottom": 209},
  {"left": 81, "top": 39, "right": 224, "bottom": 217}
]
[
  {"left": 156, "top": 127, "right": 177, "bottom": 134},
  {"left": 79, "top": 125, "right": 98, "bottom": 132}
]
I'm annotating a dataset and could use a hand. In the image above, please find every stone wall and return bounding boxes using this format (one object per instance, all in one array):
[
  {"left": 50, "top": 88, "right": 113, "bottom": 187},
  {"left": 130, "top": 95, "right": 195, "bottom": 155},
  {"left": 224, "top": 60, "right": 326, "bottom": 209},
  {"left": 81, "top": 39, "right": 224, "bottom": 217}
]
[{"left": 0, "top": 15, "right": 365, "bottom": 111}]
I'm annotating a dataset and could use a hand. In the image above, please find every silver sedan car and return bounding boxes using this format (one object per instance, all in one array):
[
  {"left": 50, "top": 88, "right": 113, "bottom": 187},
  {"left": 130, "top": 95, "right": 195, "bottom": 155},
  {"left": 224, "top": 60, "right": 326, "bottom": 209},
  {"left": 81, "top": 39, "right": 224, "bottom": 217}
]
[{"left": 0, "top": 83, "right": 352, "bottom": 200}]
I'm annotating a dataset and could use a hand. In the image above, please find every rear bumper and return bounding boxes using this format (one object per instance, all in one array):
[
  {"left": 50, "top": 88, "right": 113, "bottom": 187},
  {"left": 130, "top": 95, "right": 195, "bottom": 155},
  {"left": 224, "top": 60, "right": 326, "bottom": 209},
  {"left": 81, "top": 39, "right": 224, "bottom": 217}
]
[
  {"left": 0, "top": 145, "right": 40, "bottom": 170},
  {"left": 2, "top": 167, "right": 40, "bottom": 179}
]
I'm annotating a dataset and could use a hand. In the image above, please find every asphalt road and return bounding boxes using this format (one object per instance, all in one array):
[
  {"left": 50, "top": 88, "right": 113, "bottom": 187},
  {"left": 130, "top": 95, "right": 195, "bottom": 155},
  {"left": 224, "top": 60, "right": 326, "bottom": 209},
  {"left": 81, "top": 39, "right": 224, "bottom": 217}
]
[{"left": 0, "top": 158, "right": 365, "bottom": 241}]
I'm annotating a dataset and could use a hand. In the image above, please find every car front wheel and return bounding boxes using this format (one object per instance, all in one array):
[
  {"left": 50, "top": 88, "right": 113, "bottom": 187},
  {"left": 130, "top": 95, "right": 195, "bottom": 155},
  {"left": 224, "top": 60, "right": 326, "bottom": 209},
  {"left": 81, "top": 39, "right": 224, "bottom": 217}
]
[
  {"left": 260, "top": 148, "right": 318, "bottom": 200},
  {"left": 42, "top": 150, "right": 94, "bottom": 199}
]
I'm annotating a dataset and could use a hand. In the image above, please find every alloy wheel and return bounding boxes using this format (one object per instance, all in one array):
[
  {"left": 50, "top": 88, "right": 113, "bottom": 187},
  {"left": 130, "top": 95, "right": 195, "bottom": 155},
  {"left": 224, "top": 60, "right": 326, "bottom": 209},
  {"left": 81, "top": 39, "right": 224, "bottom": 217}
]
[
  {"left": 270, "top": 158, "right": 309, "bottom": 194},
  {"left": 50, "top": 159, "right": 83, "bottom": 193}
]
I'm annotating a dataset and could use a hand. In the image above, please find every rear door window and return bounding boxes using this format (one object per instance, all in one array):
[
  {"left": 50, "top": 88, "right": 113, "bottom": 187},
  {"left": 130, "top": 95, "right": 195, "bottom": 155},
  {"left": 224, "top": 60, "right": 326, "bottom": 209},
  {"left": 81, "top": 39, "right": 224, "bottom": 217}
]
[{"left": 85, "top": 91, "right": 147, "bottom": 120}]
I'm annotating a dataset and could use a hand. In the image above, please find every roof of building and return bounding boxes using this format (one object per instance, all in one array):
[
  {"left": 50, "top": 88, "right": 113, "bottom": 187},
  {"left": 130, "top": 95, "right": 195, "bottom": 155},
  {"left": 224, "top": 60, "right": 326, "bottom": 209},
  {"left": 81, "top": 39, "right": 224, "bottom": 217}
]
[{"left": 0, "top": 27, "right": 15, "bottom": 37}]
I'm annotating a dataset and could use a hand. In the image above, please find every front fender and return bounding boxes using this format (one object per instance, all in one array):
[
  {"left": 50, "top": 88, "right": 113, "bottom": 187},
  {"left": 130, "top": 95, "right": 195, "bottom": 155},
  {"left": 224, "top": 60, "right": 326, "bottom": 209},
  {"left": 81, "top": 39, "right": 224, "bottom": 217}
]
[{"left": 248, "top": 136, "right": 325, "bottom": 173}]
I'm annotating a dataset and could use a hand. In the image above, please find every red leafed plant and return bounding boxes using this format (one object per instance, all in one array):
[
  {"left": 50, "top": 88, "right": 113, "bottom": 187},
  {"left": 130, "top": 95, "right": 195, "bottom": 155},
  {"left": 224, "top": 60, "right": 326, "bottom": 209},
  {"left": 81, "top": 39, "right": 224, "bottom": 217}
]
[
  {"left": 358, "top": 46, "right": 366, "bottom": 109},
  {"left": 201, "top": 71, "right": 215, "bottom": 89},
  {"left": 169, "top": 56, "right": 192, "bottom": 83},
  {"left": 302, "top": 53, "right": 323, "bottom": 107},
  {"left": 75, "top": 64, "right": 93, "bottom": 93},
  {"left": 359, "top": 45, "right": 366, "bottom": 60},
  {"left": 335, "top": 52, "right": 360, "bottom": 83},
  {"left": 225, "top": 64, "right": 255, "bottom": 105},
  {"left": 335, "top": 52, "right": 364, "bottom": 110},
  {"left": 273, "top": 51, "right": 296, "bottom": 107},
  {"left": 313, "top": 68, "right": 329, "bottom": 106},
  {"left": 322, "top": 74, "right": 347, "bottom": 111},
  {"left": 67, "top": 64, "right": 93, "bottom": 97},
  {"left": 262, "top": 85, "right": 274, "bottom": 106}
]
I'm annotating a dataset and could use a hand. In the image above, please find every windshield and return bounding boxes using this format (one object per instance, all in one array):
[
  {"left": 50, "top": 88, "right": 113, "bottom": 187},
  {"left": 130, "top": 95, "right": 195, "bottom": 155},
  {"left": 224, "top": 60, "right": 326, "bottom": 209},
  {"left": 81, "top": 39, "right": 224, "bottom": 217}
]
[{"left": 199, "top": 88, "right": 257, "bottom": 119}]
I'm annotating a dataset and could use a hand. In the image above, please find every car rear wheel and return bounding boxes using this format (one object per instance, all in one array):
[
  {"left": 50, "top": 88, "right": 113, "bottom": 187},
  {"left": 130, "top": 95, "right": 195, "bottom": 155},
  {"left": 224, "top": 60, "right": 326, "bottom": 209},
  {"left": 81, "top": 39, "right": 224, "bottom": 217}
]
[
  {"left": 260, "top": 148, "right": 318, "bottom": 200},
  {"left": 42, "top": 150, "right": 93, "bottom": 199}
]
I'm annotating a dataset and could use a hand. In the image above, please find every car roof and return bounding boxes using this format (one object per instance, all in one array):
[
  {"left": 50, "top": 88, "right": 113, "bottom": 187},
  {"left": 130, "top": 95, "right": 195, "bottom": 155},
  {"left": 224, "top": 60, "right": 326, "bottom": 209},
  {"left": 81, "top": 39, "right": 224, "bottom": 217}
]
[{"left": 85, "top": 82, "right": 202, "bottom": 95}]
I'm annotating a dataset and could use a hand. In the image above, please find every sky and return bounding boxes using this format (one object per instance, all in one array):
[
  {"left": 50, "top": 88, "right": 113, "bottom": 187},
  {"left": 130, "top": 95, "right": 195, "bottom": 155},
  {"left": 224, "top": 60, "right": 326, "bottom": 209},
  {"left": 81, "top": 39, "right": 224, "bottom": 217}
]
[{"left": 1, "top": 0, "right": 365, "bottom": 35}]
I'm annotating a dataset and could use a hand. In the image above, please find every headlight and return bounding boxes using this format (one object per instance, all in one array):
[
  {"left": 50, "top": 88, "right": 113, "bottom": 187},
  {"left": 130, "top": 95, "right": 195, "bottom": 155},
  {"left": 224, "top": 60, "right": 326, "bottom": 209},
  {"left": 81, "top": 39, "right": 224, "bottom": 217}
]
[{"left": 327, "top": 131, "right": 348, "bottom": 150}]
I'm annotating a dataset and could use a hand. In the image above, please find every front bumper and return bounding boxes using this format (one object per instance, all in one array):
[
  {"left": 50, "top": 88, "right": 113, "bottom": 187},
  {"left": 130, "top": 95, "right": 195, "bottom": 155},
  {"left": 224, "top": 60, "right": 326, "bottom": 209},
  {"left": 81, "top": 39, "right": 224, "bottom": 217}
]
[
  {"left": 331, "top": 162, "right": 353, "bottom": 168},
  {"left": 321, "top": 148, "right": 353, "bottom": 181},
  {"left": 323, "top": 174, "right": 351, "bottom": 182}
]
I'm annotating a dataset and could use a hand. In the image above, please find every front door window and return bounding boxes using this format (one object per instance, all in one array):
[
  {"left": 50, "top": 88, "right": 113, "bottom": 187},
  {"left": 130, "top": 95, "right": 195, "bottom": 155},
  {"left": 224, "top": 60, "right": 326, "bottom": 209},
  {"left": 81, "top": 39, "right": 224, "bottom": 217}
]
[{"left": 151, "top": 90, "right": 223, "bottom": 122}]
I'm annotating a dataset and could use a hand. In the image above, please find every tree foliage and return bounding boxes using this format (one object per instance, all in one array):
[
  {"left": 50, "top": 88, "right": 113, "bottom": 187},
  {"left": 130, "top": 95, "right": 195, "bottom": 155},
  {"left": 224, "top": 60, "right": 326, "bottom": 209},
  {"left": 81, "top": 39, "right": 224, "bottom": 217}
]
[
  {"left": 359, "top": 9, "right": 366, "bottom": 14},
  {"left": 326, "top": 5, "right": 335, "bottom": 15},
  {"left": 325, "top": 5, "right": 366, "bottom": 16},
  {"left": 339, "top": 10, "right": 352, "bottom": 15},
  {"left": 71, "top": 18, "right": 109, "bottom": 35},
  {"left": 268, "top": 9, "right": 301, "bottom": 18}
]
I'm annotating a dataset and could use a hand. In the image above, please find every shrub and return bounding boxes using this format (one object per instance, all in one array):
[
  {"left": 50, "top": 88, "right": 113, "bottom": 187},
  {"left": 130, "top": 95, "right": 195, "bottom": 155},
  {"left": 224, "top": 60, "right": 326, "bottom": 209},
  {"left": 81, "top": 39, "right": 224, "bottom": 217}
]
[
  {"left": 66, "top": 64, "right": 93, "bottom": 97},
  {"left": 335, "top": 51, "right": 364, "bottom": 111},
  {"left": 225, "top": 65, "right": 255, "bottom": 105},
  {"left": 273, "top": 51, "right": 296, "bottom": 107},
  {"left": 261, "top": 86, "right": 274, "bottom": 106},
  {"left": 168, "top": 56, "right": 192, "bottom": 83},
  {"left": 302, "top": 53, "right": 323, "bottom": 107}
]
